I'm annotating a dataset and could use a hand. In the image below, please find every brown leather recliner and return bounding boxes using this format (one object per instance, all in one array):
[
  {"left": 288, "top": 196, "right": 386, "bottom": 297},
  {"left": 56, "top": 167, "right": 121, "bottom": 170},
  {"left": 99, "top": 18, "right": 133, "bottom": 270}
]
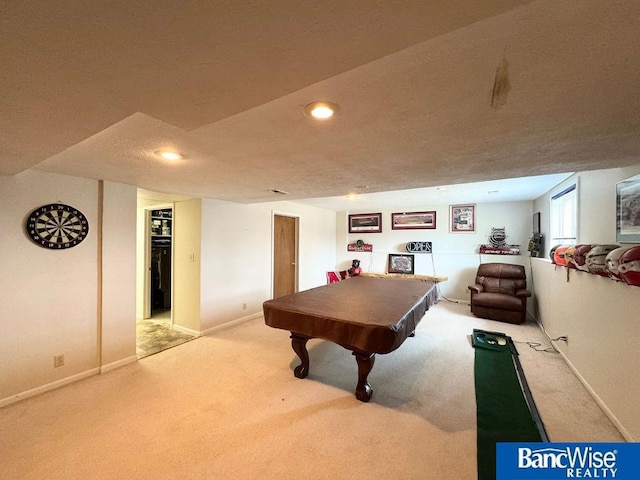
[{"left": 468, "top": 263, "right": 531, "bottom": 324}]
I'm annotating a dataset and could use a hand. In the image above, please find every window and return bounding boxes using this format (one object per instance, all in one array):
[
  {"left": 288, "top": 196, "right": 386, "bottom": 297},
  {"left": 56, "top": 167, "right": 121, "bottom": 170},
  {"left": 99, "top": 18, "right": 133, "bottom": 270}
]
[{"left": 550, "top": 184, "right": 577, "bottom": 247}]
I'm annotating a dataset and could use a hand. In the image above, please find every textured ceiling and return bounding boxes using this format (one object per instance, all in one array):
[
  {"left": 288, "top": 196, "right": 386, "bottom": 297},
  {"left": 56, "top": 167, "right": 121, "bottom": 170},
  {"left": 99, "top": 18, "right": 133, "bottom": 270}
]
[{"left": 2, "top": 1, "right": 639, "bottom": 207}]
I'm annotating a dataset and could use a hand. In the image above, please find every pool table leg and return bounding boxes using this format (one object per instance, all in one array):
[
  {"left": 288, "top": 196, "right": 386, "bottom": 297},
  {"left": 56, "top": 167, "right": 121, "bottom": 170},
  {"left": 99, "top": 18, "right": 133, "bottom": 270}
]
[
  {"left": 353, "top": 351, "right": 376, "bottom": 402},
  {"left": 290, "top": 333, "right": 310, "bottom": 379}
]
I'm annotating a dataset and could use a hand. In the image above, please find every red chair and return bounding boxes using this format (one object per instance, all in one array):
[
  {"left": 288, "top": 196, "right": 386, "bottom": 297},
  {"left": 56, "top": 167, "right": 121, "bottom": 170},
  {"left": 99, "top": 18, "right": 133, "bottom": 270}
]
[{"left": 326, "top": 272, "right": 341, "bottom": 284}]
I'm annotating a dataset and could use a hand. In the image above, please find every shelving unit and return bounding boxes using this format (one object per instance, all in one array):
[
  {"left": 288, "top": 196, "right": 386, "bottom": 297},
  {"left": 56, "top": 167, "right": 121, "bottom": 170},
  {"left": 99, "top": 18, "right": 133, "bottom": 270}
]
[
  {"left": 150, "top": 209, "right": 172, "bottom": 247},
  {"left": 150, "top": 208, "right": 172, "bottom": 311}
]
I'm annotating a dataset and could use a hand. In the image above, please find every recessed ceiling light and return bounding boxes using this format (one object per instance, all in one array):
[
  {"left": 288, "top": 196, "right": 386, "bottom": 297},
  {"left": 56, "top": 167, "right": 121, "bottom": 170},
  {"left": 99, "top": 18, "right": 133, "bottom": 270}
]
[
  {"left": 303, "top": 101, "right": 340, "bottom": 120},
  {"left": 156, "top": 151, "right": 183, "bottom": 161}
]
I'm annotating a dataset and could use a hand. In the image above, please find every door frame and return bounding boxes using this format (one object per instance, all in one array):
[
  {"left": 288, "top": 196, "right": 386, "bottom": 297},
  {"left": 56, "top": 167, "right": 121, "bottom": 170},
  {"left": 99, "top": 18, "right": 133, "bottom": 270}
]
[{"left": 271, "top": 211, "right": 299, "bottom": 298}]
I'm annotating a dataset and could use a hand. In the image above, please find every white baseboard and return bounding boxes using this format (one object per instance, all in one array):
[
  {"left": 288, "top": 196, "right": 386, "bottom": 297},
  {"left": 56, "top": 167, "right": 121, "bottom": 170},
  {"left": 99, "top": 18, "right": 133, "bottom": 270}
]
[
  {"left": 554, "top": 348, "right": 633, "bottom": 442},
  {"left": 0, "top": 368, "right": 100, "bottom": 409},
  {"left": 1, "top": 356, "right": 139, "bottom": 408},
  {"left": 535, "top": 319, "right": 633, "bottom": 442},
  {"left": 172, "top": 324, "right": 201, "bottom": 337},
  {"left": 1, "top": 313, "right": 263, "bottom": 408},
  {"left": 100, "top": 355, "right": 138, "bottom": 373},
  {"left": 201, "top": 312, "right": 262, "bottom": 336}
]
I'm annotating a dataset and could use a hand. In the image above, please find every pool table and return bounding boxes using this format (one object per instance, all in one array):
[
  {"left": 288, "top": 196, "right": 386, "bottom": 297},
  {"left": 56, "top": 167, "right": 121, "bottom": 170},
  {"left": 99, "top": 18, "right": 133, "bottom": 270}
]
[{"left": 263, "top": 275, "right": 438, "bottom": 402}]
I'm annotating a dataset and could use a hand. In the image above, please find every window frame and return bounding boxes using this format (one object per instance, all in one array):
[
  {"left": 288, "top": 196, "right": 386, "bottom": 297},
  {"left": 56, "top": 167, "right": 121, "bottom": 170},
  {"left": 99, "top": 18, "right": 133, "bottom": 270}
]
[{"left": 549, "top": 182, "right": 578, "bottom": 247}]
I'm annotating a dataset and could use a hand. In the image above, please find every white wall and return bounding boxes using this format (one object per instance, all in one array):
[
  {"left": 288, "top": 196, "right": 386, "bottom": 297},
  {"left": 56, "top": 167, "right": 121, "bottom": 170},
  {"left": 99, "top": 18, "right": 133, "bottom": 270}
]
[
  {"left": 337, "top": 200, "right": 534, "bottom": 301},
  {"left": 537, "top": 167, "right": 640, "bottom": 250},
  {"left": 532, "top": 165, "right": 640, "bottom": 441},
  {"left": 173, "top": 198, "right": 202, "bottom": 332},
  {"left": 532, "top": 259, "right": 640, "bottom": 440},
  {"left": 0, "top": 171, "right": 137, "bottom": 404},
  {"left": 0, "top": 176, "right": 335, "bottom": 400},
  {"left": 5, "top": 165, "right": 639, "bottom": 441},
  {"left": 199, "top": 199, "right": 336, "bottom": 332},
  {"left": 101, "top": 181, "right": 137, "bottom": 368}
]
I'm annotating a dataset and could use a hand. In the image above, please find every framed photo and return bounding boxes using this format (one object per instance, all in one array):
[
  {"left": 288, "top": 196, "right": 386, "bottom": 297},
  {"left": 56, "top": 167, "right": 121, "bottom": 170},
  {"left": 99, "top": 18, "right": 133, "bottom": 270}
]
[
  {"left": 616, "top": 173, "right": 640, "bottom": 243},
  {"left": 348, "top": 213, "right": 382, "bottom": 233},
  {"left": 533, "top": 212, "right": 541, "bottom": 234},
  {"left": 450, "top": 204, "right": 476, "bottom": 233},
  {"left": 391, "top": 211, "right": 436, "bottom": 230},
  {"left": 387, "top": 254, "right": 415, "bottom": 274}
]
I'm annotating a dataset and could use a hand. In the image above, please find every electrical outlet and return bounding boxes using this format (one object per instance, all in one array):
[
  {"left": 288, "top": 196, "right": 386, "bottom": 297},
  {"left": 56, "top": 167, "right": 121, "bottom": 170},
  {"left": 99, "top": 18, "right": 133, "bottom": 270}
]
[
  {"left": 53, "top": 354, "right": 65, "bottom": 368},
  {"left": 243, "top": 303, "right": 247, "bottom": 310}
]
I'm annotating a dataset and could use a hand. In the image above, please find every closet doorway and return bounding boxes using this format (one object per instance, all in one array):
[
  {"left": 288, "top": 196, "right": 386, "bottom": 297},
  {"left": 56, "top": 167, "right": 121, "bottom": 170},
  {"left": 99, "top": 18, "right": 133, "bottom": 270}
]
[
  {"left": 137, "top": 204, "right": 178, "bottom": 358},
  {"left": 136, "top": 190, "right": 195, "bottom": 358}
]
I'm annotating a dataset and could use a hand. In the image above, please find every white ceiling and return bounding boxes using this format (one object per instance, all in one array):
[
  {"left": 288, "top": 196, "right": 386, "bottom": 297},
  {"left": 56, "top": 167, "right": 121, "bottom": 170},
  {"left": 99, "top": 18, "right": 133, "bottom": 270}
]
[
  {"left": 295, "top": 172, "right": 572, "bottom": 211},
  {"left": 2, "top": 1, "right": 639, "bottom": 208}
]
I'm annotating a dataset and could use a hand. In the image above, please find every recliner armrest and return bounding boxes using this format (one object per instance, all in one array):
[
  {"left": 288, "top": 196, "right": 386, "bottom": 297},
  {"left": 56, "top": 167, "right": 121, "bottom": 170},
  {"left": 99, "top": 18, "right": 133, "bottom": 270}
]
[
  {"left": 468, "top": 284, "right": 484, "bottom": 294},
  {"left": 515, "top": 289, "right": 531, "bottom": 298}
]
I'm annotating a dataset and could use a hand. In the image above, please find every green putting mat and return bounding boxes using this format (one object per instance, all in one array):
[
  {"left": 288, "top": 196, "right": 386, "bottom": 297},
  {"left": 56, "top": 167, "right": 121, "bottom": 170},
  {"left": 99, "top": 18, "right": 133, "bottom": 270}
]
[{"left": 472, "top": 329, "right": 547, "bottom": 480}]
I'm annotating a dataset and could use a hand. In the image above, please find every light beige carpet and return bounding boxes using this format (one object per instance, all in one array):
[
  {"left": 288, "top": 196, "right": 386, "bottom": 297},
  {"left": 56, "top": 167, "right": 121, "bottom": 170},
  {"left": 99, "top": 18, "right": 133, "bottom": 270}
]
[{"left": 0, "top": 301, "right": 623, "bottom": 479}]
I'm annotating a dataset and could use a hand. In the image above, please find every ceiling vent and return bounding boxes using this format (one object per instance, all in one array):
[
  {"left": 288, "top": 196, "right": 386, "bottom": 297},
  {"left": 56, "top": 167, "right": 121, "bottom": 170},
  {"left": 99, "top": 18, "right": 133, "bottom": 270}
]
[{"left": 269, "top": 189, "right": 290, "bottom": 195}]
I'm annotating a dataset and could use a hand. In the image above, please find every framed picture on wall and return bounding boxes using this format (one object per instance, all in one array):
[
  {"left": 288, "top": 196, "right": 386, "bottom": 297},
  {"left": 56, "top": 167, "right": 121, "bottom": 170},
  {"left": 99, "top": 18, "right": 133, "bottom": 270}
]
[
  {"left": 616, "top": 173, "right": 640, "bottom": 243},
  {"left": 450, "top": 204, "right": 475, "bottom": 233},
  {"left": 533, "top": 212, "right": 541, "bottom": 234},
  {"left": 391, "top": 211, "right": 436, "bottom": 230},
  {"left": 387, "top": 254, "right": 415, "bottom": 274},
  {"left": 348, "top": 213, "right": 382, "bottom": 233}
]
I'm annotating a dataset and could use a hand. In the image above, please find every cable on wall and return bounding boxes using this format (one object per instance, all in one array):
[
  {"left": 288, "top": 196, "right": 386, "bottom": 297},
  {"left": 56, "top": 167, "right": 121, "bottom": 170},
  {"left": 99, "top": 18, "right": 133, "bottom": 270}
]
[{"left": 429, "top": 250, "right": 462, "bottom": 304}]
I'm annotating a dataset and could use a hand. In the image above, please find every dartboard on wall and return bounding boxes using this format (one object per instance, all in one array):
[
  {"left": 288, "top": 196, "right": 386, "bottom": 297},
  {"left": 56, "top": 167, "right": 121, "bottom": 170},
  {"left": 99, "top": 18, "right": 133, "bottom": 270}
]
[{"left": 25, "top": 203, "right": 89, "bottom": 249}]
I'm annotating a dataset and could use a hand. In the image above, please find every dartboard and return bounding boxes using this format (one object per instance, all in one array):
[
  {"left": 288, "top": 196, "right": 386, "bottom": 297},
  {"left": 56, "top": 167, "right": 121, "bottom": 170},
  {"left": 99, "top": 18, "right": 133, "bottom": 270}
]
[{"left": 26, "top": 203, "right": 89, "bottom": 249}]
